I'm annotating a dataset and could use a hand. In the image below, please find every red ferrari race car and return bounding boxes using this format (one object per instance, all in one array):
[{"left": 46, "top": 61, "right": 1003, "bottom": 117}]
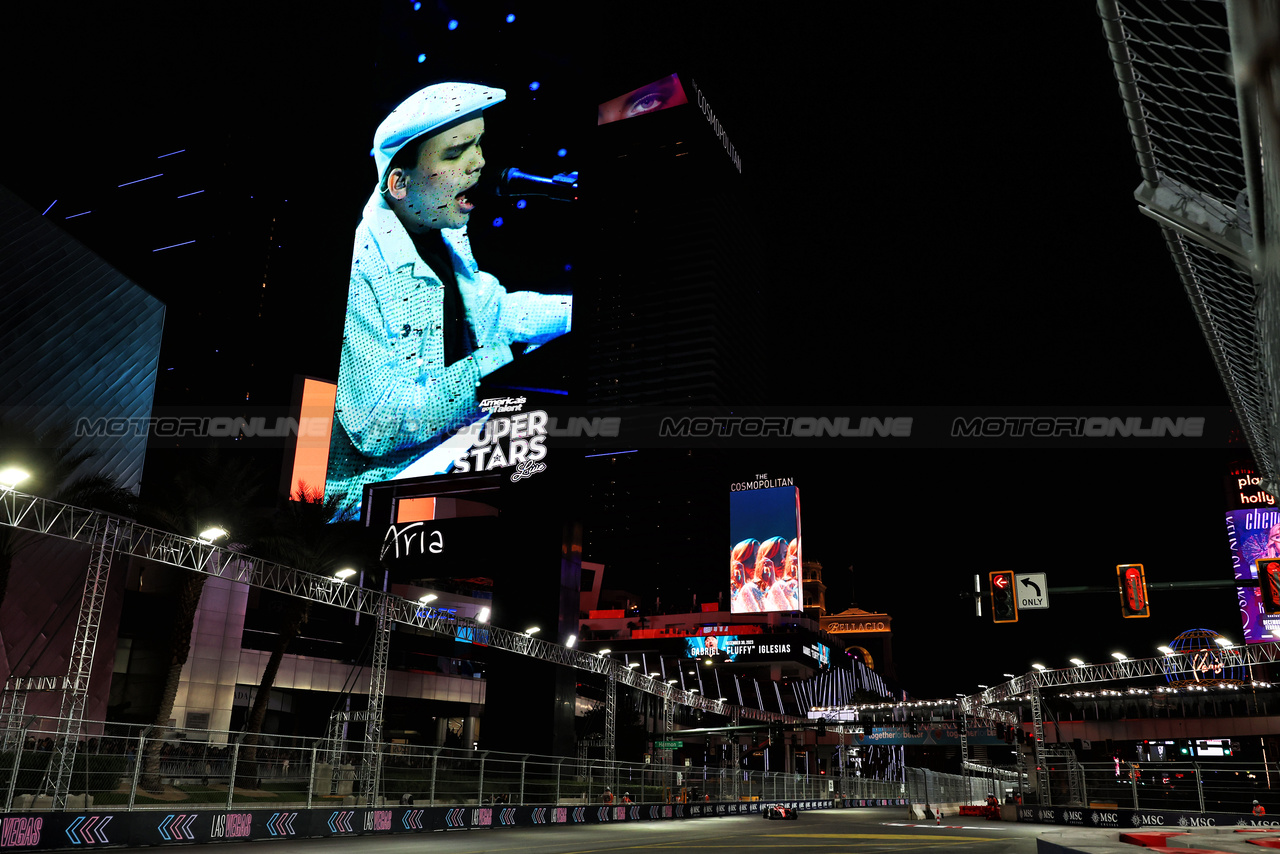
[{"left": 762, "top": 804, "right": 798, "bottom": 820}]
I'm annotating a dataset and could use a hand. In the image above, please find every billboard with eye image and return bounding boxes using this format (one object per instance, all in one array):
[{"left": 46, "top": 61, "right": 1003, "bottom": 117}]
[
  {"left": 597, "top": 73, "right": 689, "bottom": 125},
  {"left": 729, "top": 485, "right": 802, "bottom": 614}
]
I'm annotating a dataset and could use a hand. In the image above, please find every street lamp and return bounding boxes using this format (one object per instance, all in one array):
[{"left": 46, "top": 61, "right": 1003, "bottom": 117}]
[
  {"left": 334, "top": 568, "right": 357, "bottom": 581},
  {"left": 1069, "top": 658, "right": 1085, "bottom": 667},
  {"left": 627, "top": 662, "right": 640, "bottom": 669},
  {"left": 0, "top": 467, "right": 29, "bottom": 490},
  {"left": 418, "top": 593, "right": 438, "bottom": 603},
  {"left": 476, "top": 607, "right": 490, "bottom": 623},
  {"left": 1157, "top": 646, "right": 1174, "bottom": 655},
  {"left": 198, "top": 526, "right": 228, "bottom": 543},
  {"left": 598, "top": 648, "right": 612, "bottom": 656},
  {"left": 1214, "top": 637, "right": 1234, "bottom": 648},
  {"left": 566, "top": 634, "right": 577, "bottom": 648},
  {"left": 1111, "top": 652, "right": 1128, "bottom": 661},
  {"left": 1031, "top": 664, "right": 1046, "bottom": 672},
  {"left": 524, "top": 626, "right": 540, "bottom": 636}
]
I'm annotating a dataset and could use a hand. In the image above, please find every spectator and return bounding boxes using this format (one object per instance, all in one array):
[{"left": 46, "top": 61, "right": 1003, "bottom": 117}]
[
  {"left": 1255, "top": 800, "right": 1266, "bottom": 817},
  {"left": 603, "top": 787, "right": 614, "bottom": 804}
]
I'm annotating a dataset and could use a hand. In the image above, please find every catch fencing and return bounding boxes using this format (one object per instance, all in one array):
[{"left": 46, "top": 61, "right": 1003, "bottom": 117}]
[
  {"left": 1034, "top": 759, "right": 1275, "bottom": 815},
  {"left": 905, "top": 767, "right": 1013, "bottom": 806},
  {"left": 0, "top": 719, "right": 902, "bottom": 812}
]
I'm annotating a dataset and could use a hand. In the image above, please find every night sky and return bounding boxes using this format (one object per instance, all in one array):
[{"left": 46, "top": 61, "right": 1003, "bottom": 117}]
[{"left": 0, "top": 3, "right": 1250, "bottom": 701}]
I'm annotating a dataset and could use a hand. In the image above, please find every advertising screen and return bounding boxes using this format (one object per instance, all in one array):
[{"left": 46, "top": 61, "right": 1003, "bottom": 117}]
[
  {"left": 683, "top": 634, "right": 810, "bottom": 663},
  {"left": 597, "top": 73, "right": 690, "bottom": 126},
  {"left": 729, "top": 484, "right": 802, "bottom": 613},
  {"left": 323, "top": 9, "right": 579, "bottom": 521},
  {"left": 1225, "top": 506, "right": 1280, "bottom": 642}
]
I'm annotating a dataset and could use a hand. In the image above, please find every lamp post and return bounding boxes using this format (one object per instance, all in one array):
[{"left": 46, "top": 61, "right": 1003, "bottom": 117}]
[{"left": 0, "top": 468, "right": 29, "bottom": 490}]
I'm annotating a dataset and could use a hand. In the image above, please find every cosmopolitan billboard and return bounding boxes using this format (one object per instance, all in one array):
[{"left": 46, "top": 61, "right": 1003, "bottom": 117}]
[{"left": 729, "top": 480, "right": 802, "bottom": 613}]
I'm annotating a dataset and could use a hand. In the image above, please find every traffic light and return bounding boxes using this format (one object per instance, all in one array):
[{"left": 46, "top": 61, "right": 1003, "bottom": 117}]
[
  {"left": 990, "top": 571, "right": 1018, "bottom": 623},
  {"left": 1260, "top": 558, "right": 1280, "bottom": 614},
  {"left": 1117, "top": 564, "right": 1150, "bottom": 618}
]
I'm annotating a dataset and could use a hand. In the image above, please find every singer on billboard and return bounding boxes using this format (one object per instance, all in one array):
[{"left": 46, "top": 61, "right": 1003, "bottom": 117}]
[{"left": 327, "top": 82, "right": 572, "bottom": 518}]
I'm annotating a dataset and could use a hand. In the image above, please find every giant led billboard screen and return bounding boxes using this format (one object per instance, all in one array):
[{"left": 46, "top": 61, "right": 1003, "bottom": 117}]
[
  {"left": 322, "top": 14, "right": 580, "bottom": 521},
  {"left": 729, "top": 482, "right": 802, "bottom": 613},
  {"left": 1226, "top": 506, "right": 1280, "bottom": 643},
  {"left": 597, "top": 73, "right": 689, "bottom": 126},
  {"left": 684, "top": 634, "right": 827, "bottom": 666}
]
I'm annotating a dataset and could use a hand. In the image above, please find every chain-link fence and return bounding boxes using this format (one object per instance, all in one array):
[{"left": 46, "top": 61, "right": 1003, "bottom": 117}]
[
  {"left": 1098, "top": 0, "right": 1280, "bottom": 486},
  {"left": 1040, "top": 761, "right": 1275, "bottom": 814},
  {"left": 0, "top": 719, "right": 902, "bottom": 811},
  {"left": 905, "top": 767, "right": 1010, "bottom": 806}
]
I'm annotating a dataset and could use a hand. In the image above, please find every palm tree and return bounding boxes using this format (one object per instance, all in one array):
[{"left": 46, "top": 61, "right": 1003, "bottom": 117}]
[
  {"left": 0, "top": 420, "right": 137, "bottom": 614},
  {"left": 235, "top": 484, "right": 354, "bottom": 790},
  {"left": 136, "top": 450, "right": 266, "bottom": 792}
]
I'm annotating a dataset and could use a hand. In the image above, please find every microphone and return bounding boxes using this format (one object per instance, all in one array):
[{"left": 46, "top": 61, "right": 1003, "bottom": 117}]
[{"left": 490, "top": 167, "right": 580, "bottom": 202}]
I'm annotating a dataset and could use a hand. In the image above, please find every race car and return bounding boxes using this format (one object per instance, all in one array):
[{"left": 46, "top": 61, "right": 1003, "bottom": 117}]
[{"left": 762, "top": 804, "right": 798, "bottom": 820}]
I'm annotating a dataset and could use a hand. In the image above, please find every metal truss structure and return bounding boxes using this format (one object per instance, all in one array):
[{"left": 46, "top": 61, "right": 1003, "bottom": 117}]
[
  {"left": 0, "top": 489, "right": 813, "bottom": 716},
  {"left": 960, "top": 641, "right": 1280, "bottom": 711},
  {"left": 604, "top": 668, "right": 616, "bottom": 765},
  {"left": 1028, "top": 684, "right": 1047, "bottom": 784},
  {"left": 46, "top": 516, "right": 118, "bottom": 809},
  {"left": 661, "top": 696, "right": 675, "bottom": 790},
  {"left": 321, "top": 711, "right": 347, "bottom": 770},
  {"left": 1, "top": 489, "right": 820, "bottom": 806},
  {"left": 358, "top": 598, "right": 391, "bottom": 804},
  {"left": 1096, "top": 0, "right": 1280, "bottom": 492},
  {"left": 807, "top": 643, "right": 1280, "bottom": 797}
]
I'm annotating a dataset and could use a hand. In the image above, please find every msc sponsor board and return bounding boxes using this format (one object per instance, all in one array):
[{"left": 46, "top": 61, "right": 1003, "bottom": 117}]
[
  {"left": 1016, "top": 805, "right": 1280, "bottom": 830},
  {"left": 0, "top": 802, "right": 849, "bottom": 848}
]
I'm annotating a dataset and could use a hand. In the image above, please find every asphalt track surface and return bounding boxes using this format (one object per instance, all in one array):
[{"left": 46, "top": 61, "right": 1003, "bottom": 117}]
[{"left": 148, "top": 807, "right": 1064, "bottom": 853}]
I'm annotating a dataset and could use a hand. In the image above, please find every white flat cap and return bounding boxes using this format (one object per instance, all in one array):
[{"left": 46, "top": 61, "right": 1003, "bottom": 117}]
[{"left": 373, "top": 82, "right": 506, "bottom": 188}]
